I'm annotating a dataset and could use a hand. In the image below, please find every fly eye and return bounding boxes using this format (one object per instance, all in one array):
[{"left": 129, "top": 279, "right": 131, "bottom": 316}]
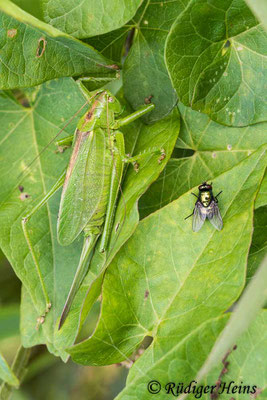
[{"left": 108, "top": 96, "right": 114, "bottom": 103}]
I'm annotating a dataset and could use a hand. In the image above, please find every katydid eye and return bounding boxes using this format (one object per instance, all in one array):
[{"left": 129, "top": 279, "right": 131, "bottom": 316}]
[{"left": 108, "top": 96, "right": 114, "bottom": 103}]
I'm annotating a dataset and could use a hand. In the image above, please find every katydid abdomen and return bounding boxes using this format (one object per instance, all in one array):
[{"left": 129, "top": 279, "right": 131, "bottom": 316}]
[{"left": 57, "top": 127, "right": 114, "bottom": 246}]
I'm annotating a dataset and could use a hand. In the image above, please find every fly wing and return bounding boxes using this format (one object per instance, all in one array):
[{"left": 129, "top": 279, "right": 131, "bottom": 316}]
[
  {"left": 192, "top": 201, "right": 206, "bottom": 232},
  {"left": 208, "top": 200, "right": 223, "bottom": 231}
]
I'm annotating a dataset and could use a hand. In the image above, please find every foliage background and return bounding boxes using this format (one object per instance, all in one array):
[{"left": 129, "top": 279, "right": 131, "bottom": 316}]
[{"left": 0, "top": 0, "right": 266, "bottom": 399}]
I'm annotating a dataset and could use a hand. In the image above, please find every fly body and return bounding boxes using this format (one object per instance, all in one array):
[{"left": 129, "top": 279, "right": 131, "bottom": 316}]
[{"left": 185, "top": 182, "right": 223, "bottom": 232}]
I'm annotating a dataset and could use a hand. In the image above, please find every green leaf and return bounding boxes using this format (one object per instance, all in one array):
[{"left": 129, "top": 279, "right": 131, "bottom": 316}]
[
  {"left": 85, "top": 26, "right": 131, "bottom": 63},
  {"left": 42, "top": 0, "right": 143, "bottom": 39},
  {"left": 0, "top": 305, "right": 20, "bottom": 340},
  {"left": 255, "top": 172, "right": 267, "bottom": 208},
  {"left": 247, "top": 206, "right": 267, "bottom": 284},
  {"left": 123, "top": 0, "right": 186, "bottom": 123},
  {"left": 165, "top": 0, "right": 267, "bottom": 126},
  {"left": 68, "top": 145, "right": 266, "bottom": 366},
  {"left": 0, "top": 78, "right": 87, "bottom": 360},
  {"left": 115, "top": 312, "right": 267, "bottom": 399},
  {"left": 0, "top": 0, "right": 118, "bottom": 90},
  {"left": 0, "top": 346, "right": 31, "bottom": 399},
  {"left": 139, "top": 103, "right": 266, "bottom": 218},
  {"left": 11, "top": 0, "right": 43, "bottom": 20},
  {"left": 245, "top": 0, "right": 267, "bottom": 31},
  {"left": 54, "top": 102, "right": 180, "bottom": 348},
  {"left": 196, "top": 255, "right": 267, "bottom": 384},
  {"left": 0, "top": 352, "right": 19, "bottom": 387},
  {"left": 0, "top": 78, "right": 179, "bottom": 360}
]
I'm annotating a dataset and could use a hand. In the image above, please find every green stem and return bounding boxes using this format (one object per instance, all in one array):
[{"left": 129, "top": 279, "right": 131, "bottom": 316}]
[{"left": 0, "top": 346, "right": 31, "bottom": 400}]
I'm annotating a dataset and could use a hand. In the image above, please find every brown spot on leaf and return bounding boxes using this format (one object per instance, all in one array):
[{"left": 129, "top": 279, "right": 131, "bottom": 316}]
[
  {"left": 7, "top": 29, "right": 17, "bottom": 38},
  {"left": 18, "top": 185, "right": 24, "bottom": 192},
  {"left": 145, "top": 95, "right": 153, "bottom": 104},
  {"left": 115, "top": 222, "right": 120, "bottom": 232},
  {"left": 36, "top": 37, "right": 47, "bottom": 58},
  {"left": 106, "top": 64, "right": 120, "bottom": 70},
  {"left": 19, "top": 193, "right": 30, "bottom": 201},
  {"left": 133, "top": 162, "right": 139, "bottom": 173}
]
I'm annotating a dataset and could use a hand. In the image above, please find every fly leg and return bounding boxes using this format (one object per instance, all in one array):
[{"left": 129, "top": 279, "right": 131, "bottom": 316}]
[
  {"left": 214, "top": 191, "right": 222, "bottom": 202},
  {"left": 185, "top": 210, "right": 195, "bottom": 220},
  {"left": 185, "top": 193, "right": 198, "bottom": 219},
  {"left": 22, "top": 171, "right": 66, "bottom": 329}
]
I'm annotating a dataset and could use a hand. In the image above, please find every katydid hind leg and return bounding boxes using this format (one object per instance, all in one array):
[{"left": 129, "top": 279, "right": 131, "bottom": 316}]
[
  {"left": 111, "top": 103, "right": 155, "bottom": 129},
  {"left": 98, "top": 144, "right": 123, "bottom": 253},
  {"left": 123, "top": 147, "right": 166, "bottom": 166},
  {"left": 58, "top": 233, "right": 99, "bottom": 330},
  {"left": 22, "top": 171, "right": 65, "bottom": 328}
]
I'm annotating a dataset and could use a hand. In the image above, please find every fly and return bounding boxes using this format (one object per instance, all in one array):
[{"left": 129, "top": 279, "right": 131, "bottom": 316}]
[{"left": 185, "top": 182, "right": 223, "bottom": 232}]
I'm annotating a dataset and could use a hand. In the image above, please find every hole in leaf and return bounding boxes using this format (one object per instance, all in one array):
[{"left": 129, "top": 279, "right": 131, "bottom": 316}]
[
  {"left": 222, "top": 40, "right": 231, "bottom": 56},
  {"left": 124, "top": 28, "right": 135, "bottom": 59},
  {"left": 36, "top": 37, "right": 47, "bottom": 58},
  {"left": 116, "top": 335, "right": 154, "bottom": 368},
  {"left": 172, "top": 148, "right": 195, "bottom": 158},
  {"left": 12, "top": 90, "right": 31, "bottom": 108}
]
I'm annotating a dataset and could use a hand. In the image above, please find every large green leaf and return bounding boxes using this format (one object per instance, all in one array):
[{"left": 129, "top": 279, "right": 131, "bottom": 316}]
[
  {"left": 0, "top": 352, "right": 19, "bottom": 387},
  {"left": 115, "top": 312, "right": 267, "bottom": 399},
  {"left": 247, "top": 206, "right": 267, "bottom": 284},
  {"left": 68, "top": 145, "right": 266, "bottom": 365},
  {"left": 245, "top": 0, "right": 267, "bottom": 31},
  {"left": 0, "top": 305, "right": 20, "bottom": 340},
  {"left": 0, "top": 346, "right": 31, "bottom": 399},
  {"left": 165, "top": 0, "right": 267, "bottom": 126},
  {"left": 0, "top": 78, "right": 179, "bottom": 359},
  {"left": 196, "top": 255, "right": 267, "bottom": 385},
  {"left": 42, "top": 0, "right": 143, "bottom": 39},
  {"left": 11, "top": 0, "right": 43, "bottom": 20},
  {"left": 255, "top": 172, "right": 267, "bottom": 208},
  {"left": 0, "top": 78, "right": 86, "bottom": 360},
  {"left": 86, "top": 26, "right": 131, "bottom": 63},
  {"left": 0, "top": 0, "right": 118, "bottom": 90},
  {"left": 123, "top": 0, "right": 186, "bottom": 123},
  {"left": 139, "top": 103, "right": 266, "bottom": 218}
]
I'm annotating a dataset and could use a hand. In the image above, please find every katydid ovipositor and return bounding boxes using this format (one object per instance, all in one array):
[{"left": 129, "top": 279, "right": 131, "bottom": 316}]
[{"left": 21, "top": 87, "right": 165, "bottom": 330}]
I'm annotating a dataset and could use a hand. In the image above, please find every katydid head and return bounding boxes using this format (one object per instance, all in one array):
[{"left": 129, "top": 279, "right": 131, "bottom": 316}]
[
  {"left": 105, "top": 90, "right": 121, "bottom": 114},
  {"left": 77, "top": 90, "right": 121, "bottom": 132}
]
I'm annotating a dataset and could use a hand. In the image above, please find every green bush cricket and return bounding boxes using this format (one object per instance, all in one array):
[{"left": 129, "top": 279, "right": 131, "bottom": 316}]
[{"left": 21, "top": 85, "right": 166, "bottom": 330}]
